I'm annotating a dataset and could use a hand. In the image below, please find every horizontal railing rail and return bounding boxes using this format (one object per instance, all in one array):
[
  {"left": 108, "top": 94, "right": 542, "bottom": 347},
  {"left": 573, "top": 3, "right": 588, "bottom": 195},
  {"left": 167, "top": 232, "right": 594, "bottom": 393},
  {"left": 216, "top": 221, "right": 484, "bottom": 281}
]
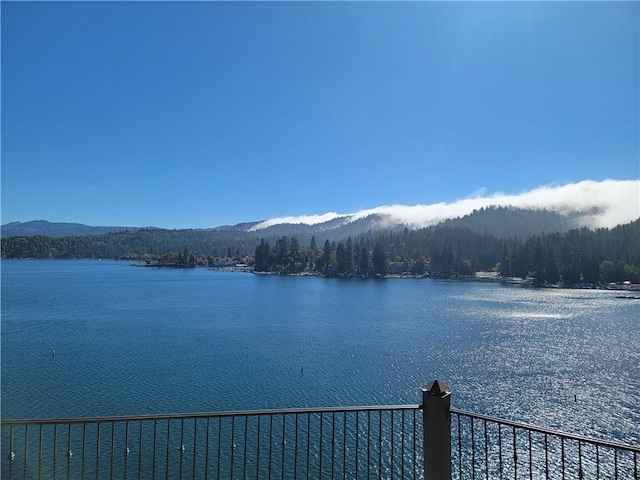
[
  {"left": 0, "top": 404, "right": 422, "bottom": 427},
  {"left": 450, "top": 407, "right": 639, "bottom": 480}
]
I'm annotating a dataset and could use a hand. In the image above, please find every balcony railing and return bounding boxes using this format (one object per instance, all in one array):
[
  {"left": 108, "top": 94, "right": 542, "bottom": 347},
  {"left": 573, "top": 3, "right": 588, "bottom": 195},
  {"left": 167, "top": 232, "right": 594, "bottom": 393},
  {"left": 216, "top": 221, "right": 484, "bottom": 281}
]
[
  {"left": 450, "top": 408, "right": 639, "bottom": 479},
  {"left": 1, "top": 380, "right": 638, "bottom": 479},
  {"left": 1, "top": 405, "right": 422, "bottom": 480}
]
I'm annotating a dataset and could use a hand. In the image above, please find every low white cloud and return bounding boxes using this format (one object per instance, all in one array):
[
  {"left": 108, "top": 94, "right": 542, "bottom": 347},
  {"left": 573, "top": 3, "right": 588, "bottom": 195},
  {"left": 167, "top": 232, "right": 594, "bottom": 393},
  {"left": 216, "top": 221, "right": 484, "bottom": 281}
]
[
  {"left": 250, "top": 179, "right": 640, "bottom": 231},
  {"left": 249, "top": 212, "right": 348, "bottom": 231}
]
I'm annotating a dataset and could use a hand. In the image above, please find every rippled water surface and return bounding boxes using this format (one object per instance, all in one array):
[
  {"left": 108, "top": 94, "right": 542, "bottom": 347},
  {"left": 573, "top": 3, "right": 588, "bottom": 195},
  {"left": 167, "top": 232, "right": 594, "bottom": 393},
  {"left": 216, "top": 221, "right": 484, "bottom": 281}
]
[{"left": 2, "top": 260, "right": 638, "bottom": 446}]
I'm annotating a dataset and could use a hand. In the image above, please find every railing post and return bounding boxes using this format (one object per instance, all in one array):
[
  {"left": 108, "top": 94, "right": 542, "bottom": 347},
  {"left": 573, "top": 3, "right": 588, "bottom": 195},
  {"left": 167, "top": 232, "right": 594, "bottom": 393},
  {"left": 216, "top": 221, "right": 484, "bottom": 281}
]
[{"left": 422, "top": 379, "right": 452, "bottom": 480}]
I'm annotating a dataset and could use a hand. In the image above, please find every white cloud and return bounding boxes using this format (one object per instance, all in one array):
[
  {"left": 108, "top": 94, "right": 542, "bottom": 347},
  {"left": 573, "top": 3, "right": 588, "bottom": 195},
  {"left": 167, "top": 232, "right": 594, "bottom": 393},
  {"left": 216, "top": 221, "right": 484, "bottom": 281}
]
[
  {"left": 249, "top": 179, "right": 640, "bottom": 231},
  {"left": 249, "top": 212, "right": 348, "bottom": 231}
]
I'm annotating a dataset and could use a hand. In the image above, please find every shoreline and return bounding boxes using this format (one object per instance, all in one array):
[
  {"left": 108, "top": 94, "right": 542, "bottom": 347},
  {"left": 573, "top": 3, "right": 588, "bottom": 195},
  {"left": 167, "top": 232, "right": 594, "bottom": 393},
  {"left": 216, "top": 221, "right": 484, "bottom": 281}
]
[
  {"left": 229, "top": 266, "right": 640, "bottom": 293},
  {"left": 5, "top": 258, "right": 638, "bottom": 294}
]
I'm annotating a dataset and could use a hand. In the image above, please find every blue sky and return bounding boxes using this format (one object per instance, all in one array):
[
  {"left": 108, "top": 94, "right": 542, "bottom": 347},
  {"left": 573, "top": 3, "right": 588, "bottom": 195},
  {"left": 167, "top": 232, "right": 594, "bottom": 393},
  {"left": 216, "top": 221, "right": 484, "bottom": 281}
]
[{"left": 2, "top": 1, "right": 639, "bottom": 229}]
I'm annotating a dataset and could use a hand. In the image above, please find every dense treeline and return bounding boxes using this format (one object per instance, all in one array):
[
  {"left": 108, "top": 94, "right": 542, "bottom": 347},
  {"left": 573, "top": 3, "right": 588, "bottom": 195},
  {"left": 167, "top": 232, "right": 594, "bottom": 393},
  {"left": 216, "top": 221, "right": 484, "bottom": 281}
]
[
  {"left": 0, "top": 228, "right": 259, "bottom": 260},
  {"left": 254, "top": 220, "right": 640, "bottom": 285},
  {"left": 252, "top": 228, "right": 501, "bottom": 277},
  {"left": 254, "top": 236, "right": 390, "bottom": 276}
]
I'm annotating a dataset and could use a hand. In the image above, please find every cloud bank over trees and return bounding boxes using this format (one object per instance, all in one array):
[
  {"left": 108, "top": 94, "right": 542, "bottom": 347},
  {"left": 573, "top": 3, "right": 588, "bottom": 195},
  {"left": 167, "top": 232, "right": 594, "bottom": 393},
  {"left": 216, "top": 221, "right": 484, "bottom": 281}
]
[{"left": 252, "top": 179, "right": 639, "bottom": 231}]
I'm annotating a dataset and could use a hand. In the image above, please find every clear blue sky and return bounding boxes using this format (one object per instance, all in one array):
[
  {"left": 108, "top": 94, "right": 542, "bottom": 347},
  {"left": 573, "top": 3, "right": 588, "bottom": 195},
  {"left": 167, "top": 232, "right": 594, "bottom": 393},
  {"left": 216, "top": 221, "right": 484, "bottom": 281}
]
[{"left": 2, "top": 1, "right": 638, "bottom": 229}]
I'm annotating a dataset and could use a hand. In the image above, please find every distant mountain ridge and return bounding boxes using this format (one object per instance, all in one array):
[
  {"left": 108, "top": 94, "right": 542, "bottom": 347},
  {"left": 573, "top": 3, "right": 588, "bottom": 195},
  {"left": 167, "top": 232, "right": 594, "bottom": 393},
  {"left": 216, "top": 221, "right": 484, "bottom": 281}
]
[
  {"left": 1, "top": 206, "right": 609, "bottom": 242},
  {"left": 238, "top": 207, "right": 587, "bottom": 241},
  {"left": 1, "top": 220, "right": 141, "bottom": 238}
]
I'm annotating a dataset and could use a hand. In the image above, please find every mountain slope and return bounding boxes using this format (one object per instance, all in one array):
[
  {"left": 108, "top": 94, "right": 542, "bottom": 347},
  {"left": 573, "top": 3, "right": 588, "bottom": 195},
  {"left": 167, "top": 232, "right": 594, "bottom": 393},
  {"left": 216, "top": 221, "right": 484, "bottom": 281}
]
[
  {"left": 436, "top": 206, "right": 579, "bottom": 237},
  {"left": 240, "top": 208, "right": 581, "bottom": 242}
]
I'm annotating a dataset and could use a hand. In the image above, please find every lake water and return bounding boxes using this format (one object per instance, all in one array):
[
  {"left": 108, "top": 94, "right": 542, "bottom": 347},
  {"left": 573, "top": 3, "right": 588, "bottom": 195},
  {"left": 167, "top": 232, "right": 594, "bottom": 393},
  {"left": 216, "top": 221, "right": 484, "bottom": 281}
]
[{"left": 1, "top": 260, "right": 638, "bottom": 447}]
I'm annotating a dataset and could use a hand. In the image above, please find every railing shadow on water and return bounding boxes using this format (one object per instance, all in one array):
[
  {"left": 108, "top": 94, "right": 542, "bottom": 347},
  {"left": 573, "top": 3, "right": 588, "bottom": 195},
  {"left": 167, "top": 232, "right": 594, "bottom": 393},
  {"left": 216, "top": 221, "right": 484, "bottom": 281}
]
[{"left": 2, "top": 380, "right": 639, "bottom": 480}]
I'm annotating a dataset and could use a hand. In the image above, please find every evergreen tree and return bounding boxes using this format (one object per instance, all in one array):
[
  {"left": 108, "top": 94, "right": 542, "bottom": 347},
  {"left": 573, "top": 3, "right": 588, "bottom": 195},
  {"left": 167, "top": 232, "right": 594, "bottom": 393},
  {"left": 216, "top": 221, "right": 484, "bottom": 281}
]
[
  {"left": 359, "top": 246, "right": 370, "bottom": 274},
  {"left": 336, "top": 242, "right": 347, "bottom": 273},
  {"left": 254, "top": 239, "right": 270, "bottom": 272},
  {"left": 345, "top": 237, "right": 354, "bottom": 273},
  {"left": 372, "top": 242, "right": 387, "bottom": 275},
  {"left": 322, "top": 240, "right": 331, "bottom": 273}
]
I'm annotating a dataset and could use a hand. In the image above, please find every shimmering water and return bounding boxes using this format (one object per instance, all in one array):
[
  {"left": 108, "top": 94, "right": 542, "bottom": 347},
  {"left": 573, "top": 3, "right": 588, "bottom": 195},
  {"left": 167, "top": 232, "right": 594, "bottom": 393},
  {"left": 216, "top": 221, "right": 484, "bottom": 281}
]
[{"left": 1, "top": 260, "right": 638, "bottom": 446}]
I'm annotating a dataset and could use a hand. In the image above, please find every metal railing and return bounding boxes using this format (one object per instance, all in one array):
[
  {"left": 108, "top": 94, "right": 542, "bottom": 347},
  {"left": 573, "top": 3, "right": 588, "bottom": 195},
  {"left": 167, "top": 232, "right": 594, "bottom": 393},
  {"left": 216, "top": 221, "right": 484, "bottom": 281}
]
[
  {"left": 1, "top": 405, "right": 423, "bottom": 480},
  {"left": 2, "top": 380, "right": 638, "bottom": 479},
  {"left": 450, "top": 408, "right": 639, "bottom": 479}
]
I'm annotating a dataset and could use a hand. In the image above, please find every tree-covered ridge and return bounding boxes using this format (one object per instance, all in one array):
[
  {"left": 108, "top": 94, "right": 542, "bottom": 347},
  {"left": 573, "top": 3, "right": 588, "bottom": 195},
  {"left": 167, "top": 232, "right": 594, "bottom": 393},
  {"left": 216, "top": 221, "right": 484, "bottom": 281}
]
[
  {"left": 0, "top": 228, "right": 260, "bottom": 260},
  {"left": 252, "top": 219, "right": 640, "bottom": 285},
  {"left": 437, "top": 206, "right": 579, "bottom": 237}
]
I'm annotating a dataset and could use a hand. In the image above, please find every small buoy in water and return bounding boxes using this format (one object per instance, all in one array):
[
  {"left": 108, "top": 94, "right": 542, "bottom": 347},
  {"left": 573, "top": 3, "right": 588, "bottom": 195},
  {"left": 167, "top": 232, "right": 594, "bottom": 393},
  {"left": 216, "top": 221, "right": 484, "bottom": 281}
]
[
  {"left": 300, "top": 365, "right": 304, "bottom": 374},
  {"left": 52, "top": 349, "right": 56, "bottom": 358}
]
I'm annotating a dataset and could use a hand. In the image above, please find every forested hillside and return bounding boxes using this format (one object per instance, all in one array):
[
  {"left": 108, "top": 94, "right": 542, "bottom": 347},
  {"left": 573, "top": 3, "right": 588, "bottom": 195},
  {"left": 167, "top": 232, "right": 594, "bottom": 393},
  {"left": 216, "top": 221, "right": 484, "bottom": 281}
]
[
  {"left": 0, "top": 228, "right": 260, "bottom": 260},
  {"left": 437, "top": 206, "right": 578, "bottom": 237},
  {"left": 253, "top": 219, "right": 640, "bottom": 285}
]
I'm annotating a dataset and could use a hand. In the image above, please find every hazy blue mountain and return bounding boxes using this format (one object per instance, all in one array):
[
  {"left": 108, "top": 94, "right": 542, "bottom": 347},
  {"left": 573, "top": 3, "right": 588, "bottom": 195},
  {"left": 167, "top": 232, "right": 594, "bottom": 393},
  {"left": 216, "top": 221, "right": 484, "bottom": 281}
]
[{"left": 1, "top": 220, "right": 140, "bottom": 238}]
